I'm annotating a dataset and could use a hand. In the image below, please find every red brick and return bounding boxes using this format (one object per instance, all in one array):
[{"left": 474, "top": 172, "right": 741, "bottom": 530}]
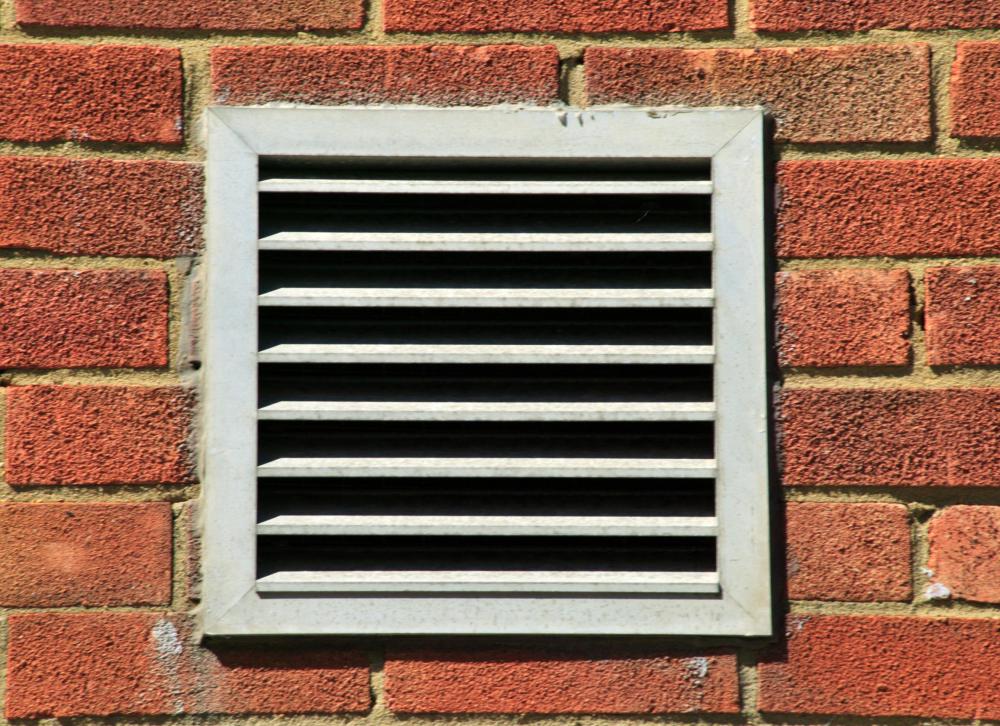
[
  {"left": 385, "top": 647, "right": 739, "bottom": 714},
  {"left": 0, "top": 503, "right": 171, "bottom": 606},
  {"left": 213, "top": 45, "right": 559, "bottom": 107},
  {"left": 584, "top": 45, "right": 930, "bottom": 144},
  {"left": 6, "top": 386, "right": 195, "bottom": 486},
  {"left": 780, "top": 388, "right": 1000, "bottom": 486},
  {"left": 951, "top": 42, "right": 1000, "bottom": 139},
  {"left": 926, "top": 266, "right": 1000, "bottom": 366},
  {"left": 786, "top": 503, "right": 911, "bottom": 602},
  {"left": 777, "top": 269, "right": 911, "bottom": 368},
  {"left": 759, "top": 615, "right": 1000, "bottom": 719},
  {"left": 0, "top": 269, "right": 168, "bottom": 369},
  {"left": 751, "top": 0, "right": 1000, "bottom": 31},
  {"left": 0, "top": 158, "right": 201, "bottom": 257},
  {"left": 5, "top": 613, "right": 370, "bottom": 718},
  {"left": 0, "top": 45, "right": 181, "bottom": 144},
  {"left": 928, "top": 506, "right": 1000, "bottom": 604},
  {"left": 16, "top": 0, "right": 361, "bottom": 31},
  {"left": 778, "top": 160, "right": 1000, "bottom": 258},
  {"left": 384, "top": 0, "right": 727, "bottom": 33}
]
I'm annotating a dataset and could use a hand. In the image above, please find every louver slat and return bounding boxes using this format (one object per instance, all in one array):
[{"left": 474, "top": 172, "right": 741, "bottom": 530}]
[
  {"left": 258, "top": 287, "right": 715, "bottom": 308},
  {"left": 257, "top": 515, "right": 719, "bottom": 537},
  {"left": 258, "top": 178, "right": 713, "bottom": 195},
  {"left": 257, "top": 343, "right": 715, "bottom": 365},
  {"left": 254, "top": 167, "right": 718, "bottom": 598},
  {"left": 256, "top": 570, "right": 721, "bottom": 594},
  {"left": 258, "top": 231, "right": 714, "bottom": 252},
  {"left": 257, "top": 401, "right": 716, "bottom": 422},
  {"left": 256, "top": 457, "right": 718, "bottom": 478}
]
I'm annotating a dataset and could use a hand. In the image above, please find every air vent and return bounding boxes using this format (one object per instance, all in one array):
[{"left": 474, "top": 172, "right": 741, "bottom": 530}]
[{"left": 202, "top": 106, "right": 770, "bottom": 636}]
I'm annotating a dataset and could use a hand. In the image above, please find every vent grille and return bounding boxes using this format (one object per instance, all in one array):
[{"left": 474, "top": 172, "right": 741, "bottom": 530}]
[{"left": 254, "top": 164, "right": 722, "bottom": 596}]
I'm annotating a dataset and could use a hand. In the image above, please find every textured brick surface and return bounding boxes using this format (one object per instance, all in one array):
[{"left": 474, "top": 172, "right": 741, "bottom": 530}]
[
  {"left": 384, "top": 0, "right": 727, "bottom": 33},
  {"left": 778, "top": 160, "right": 1000, "bottom": 258},
  {"left": 925, "top": 266, "right": 1000, "bottom": 366},
  {"left": 0, "top": 45, "right": 182, "bottom": 144},
  {"left": 0, "top": 269, "right": 168, "bottom": 369},
  {"left": 777, "top": 269, "right": 911, "bottom": 368},
  {"left": 759, "top": 615, "right": 1000, "bottom": 719},
  {"left": 780, "top": 388, "right": 1000, "bottom": 486},
  {"left": 385, "top": 647, "right": 739, "bottom": 714},
  {"left": 0, "top": 158, "right": 202, "bottom": 257},
  {"left": 213, "top": 45, "right": 559, "bottom": 107},
  {"left": 928, "top": 506, "right": 1000, "bottom": 604},
  {"left": 751, "top": 0, "right": 1000, "bottom": 31},
  {"left": 0, "top": 503, "right": 171, "bottom": 606},
  {"left": 951, "top": 43, "right": 1000, "bottom": 139},
  {"left": 5, "top": 613, "right": 370, "bottom": 718},
  {"left": 585, "top": 45, "right": 931, "bottom": 144},
  {"left": 16, "top": 0, "right": 362, "bottom": 30},
  {"left": 786, "top": 502, "right": 911, "bottom": 602},
  {"left": 6, "top": 386, "right": 195, "bottom": 486}
]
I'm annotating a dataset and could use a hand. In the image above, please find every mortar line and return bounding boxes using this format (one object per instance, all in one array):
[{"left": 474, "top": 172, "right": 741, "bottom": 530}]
[
  {"left": 0, "top": 713, "right": 973, "bottom": 726},
  {"left": 911, "top": 510, "right": 936, "bottom": 605},
  {"left": 167, "top": 261, "right": 185, "bottom": 373},
  {"left": 784, "top": 487, "right": 1000, "bottom": 505},
  {"left": 558, "top": 54, "right": 585, "bottom": 106},
  {"left": 0, "top": 0, "right": 14, "bottom": 31},
  {"left": 180, "top": 45, "right": 212, "bottom": 157},
  {"left": 0, "top": 369, "right": 185, "bottom": 384},
  {"left": 909, "top": 265, "right": 930, "bottom": 374},
  {"left": 4, "top": 25, "right": 1000, "bottom": 46},
  {"left": 368, "top": 646, "right": 388, "bottom": 717},
  {"left": 788, "top": 599, "right": 1000, "bottom": 618},
  {"left": 10, "top": 141, "right": 1000, "bottom": 164},
  {"left": 929, "top": 39, "right": 958, "bottom": 153},
  {"left": 365, "top": 0, "right": 387, "bottom": 42},
  {"left": 736, "top": 653, "right": 762, "bottom": 723},
  {"left": 0, "top": 485, "right": 198, "bottom": 503},
  {"left": 170, "top": 501, "right": 188, "bottom": 612},
  {"left": 731, "top": 0, "right": 753, "bottom": 41},
  {"left": 0, "top": 391, "right": 6, "bottom": 489},
  {"left": 0, "top": 612, "right": 7, "bottom": 726},
  {"left": 0, "top": 254, "right": 183, "bottom": 269},
  {"left": 781, "top": 369, "right": 1000, "bottom": 388}
]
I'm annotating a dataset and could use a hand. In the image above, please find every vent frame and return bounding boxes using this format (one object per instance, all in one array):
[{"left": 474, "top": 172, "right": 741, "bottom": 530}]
[{"left": 201, "top": 106, "right": 770, "bottom": 637}]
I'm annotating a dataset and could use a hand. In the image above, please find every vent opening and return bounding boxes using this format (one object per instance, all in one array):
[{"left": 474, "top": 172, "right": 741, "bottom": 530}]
[
  {"left": 259, "top": 251, "right": 713, "bottom": 291},
  {"left": 257, "top": 536, "right": 717, "bottom": 579},
  {"left": 257, "top": 421, "right": 715, "bottom": 462},
  {"left": 259, "top": 364, "right": 714, "bottom": 405},
  {"left": 252, "top": 162, "right": 723, "bottom": 597},
  {"left": 259, "top": 192, "right": 711, "bottom": 239},
  {"left": 257, "top": 478, "right": 716, "bottom": 519}
]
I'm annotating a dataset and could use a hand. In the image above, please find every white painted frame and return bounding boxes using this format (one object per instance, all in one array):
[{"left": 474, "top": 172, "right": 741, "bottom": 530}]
[{"left": 201, "top": 106, "right": 770, "bottom": 637}]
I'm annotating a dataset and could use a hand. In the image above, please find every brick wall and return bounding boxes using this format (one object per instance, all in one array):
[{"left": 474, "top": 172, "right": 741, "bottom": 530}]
[{"left": 2, "top": 0, "right": 1000, "bottom": 723}]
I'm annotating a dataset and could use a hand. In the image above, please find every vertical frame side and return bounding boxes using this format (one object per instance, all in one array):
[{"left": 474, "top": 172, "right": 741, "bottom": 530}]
[
  {"left": 712, "top": 114, "right": 772, "bottom": 635},
  {"left": 200, "top": 110, "right": 260, "bottom": 635}
]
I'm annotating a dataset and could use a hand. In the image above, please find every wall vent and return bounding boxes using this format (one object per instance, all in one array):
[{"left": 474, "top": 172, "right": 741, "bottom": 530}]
[{"left": 202, "top": 107, "right": 771, "bottom": 636}]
